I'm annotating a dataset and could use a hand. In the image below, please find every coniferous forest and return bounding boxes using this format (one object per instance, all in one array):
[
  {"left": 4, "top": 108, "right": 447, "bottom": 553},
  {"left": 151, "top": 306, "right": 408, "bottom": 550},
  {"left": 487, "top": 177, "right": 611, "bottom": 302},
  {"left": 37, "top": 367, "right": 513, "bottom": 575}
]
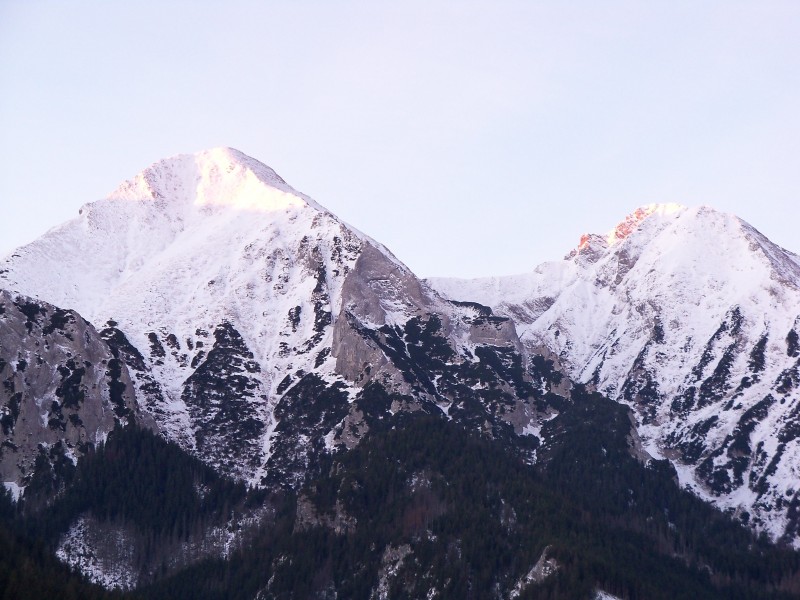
[{"left": 4, "top": 384, "right": 800, "bottom": 599}]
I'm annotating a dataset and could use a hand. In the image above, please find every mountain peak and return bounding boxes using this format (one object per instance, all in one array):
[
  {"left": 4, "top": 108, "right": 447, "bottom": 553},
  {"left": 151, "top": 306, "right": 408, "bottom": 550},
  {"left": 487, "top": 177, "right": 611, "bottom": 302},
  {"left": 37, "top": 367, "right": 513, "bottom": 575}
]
[
  {"left": 571, "top": 203, "right": 686, "bottom": 261},
  {"left": 107, "top": 147, "right": 321, "bottom": 214},
  {"left": 605, "top": 203, "right": 686, "bottom": 246}
]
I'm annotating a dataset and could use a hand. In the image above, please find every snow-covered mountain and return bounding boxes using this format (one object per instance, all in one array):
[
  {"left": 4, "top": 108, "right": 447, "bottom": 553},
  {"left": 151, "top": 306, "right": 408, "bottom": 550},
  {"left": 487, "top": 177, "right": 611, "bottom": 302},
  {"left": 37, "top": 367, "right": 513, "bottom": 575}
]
[
  {"left": 6, "top": 151, "right": 800, "bottom": 595},
  {"left": 1, "top": 148, "right": 548, "bottom": 492},
  {"left": 429, "top": 204, "right": 800, "bottom": 544}
]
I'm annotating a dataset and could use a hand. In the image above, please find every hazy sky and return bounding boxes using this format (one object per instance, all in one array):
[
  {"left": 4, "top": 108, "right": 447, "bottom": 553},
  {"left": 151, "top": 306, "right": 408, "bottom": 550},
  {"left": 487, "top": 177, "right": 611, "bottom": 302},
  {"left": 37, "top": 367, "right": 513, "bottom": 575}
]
[{"left": 1, "top": 1, "right": 798, "bottom": 277}]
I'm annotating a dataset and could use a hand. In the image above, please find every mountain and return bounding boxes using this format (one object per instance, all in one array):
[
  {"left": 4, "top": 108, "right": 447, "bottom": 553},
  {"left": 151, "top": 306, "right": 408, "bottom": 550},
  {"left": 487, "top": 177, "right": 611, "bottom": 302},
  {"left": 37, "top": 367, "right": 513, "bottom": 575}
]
[
  {"left": 4, "top": 151, "right": 800, "bottom": 597},
  {"left": 429, "top": 203, "right": 800, "bottom": 546},
  {"left": 1, "top": 148, "right": 550, "bottom": 486},
  {"left": 0, "top": 148, "right": 563, "bottom": 586}
]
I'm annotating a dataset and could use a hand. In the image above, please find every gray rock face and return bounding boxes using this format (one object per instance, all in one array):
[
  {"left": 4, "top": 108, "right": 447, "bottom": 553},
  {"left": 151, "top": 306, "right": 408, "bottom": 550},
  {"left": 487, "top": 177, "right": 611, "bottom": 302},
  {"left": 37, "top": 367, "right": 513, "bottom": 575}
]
[
  {"left": 332, "top": 243, "right": 526, "bottom": 393},
  {"left": 264, "top": 240, "right": 550, "bottom": 487},
  {"left": 0, "top": 290, "right": 144, "bottom": 496},
  {"left": 332, "top": 243, "right": 448, "bottom": 391}
]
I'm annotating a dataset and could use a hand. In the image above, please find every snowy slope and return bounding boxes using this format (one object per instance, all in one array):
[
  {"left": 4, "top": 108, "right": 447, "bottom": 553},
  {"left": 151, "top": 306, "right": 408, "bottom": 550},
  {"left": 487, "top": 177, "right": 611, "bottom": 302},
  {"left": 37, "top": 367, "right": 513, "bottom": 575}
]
[
  {"left": 430, "top": 204, "right": 800, "bottom": 544},
  {"left": 1, "top": 148, "right": 539, "bottom": 487},
  {"left": 2, "top": 149, "right": 363, "bottom": 481}
]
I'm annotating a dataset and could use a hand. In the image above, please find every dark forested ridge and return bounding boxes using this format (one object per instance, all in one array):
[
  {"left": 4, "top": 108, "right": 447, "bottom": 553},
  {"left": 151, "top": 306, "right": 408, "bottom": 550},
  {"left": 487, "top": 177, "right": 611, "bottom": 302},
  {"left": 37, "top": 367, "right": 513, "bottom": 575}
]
[
  {"left": 5, "top": 384, "right": 799, "bottom": 599},
  {"left": 2, "top": 426, "right": 269, "bottom": 594},
  {"left": 0, "top": 489, "right": 122, "bottom": 600}
]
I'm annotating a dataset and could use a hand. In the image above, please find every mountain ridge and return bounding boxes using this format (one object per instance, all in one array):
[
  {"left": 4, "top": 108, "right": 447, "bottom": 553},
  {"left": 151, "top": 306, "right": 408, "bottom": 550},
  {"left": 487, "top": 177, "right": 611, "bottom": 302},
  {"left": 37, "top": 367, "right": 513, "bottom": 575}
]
[
  {"left": 1, "top": 148, "right": 545, "bottom": 490},
  {"left": 3, "top": 149, "right": 800, "bottom": 596},
  {"left": 429, "top": 202, "right": 800, "bottom": 544}
]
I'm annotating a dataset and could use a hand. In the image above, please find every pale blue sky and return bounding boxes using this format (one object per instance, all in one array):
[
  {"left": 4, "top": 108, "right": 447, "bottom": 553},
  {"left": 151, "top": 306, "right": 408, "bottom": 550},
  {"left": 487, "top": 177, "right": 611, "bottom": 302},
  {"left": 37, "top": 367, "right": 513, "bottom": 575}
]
[{"left": 1, "top": 1, "right": 798, "bottom": 277}]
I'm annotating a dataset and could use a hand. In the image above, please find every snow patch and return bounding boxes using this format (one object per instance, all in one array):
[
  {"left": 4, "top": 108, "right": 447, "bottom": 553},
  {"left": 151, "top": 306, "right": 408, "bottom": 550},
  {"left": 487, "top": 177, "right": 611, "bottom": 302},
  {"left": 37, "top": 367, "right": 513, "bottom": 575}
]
[
  {"left": 510, "top": 546, "right": 558, "bottom": 598},
  {"left": 594, "top": 591, "right": 624, "bottom": 600},
  {"left": 372, "top": 544, "right": 412, "bottom": 600},
  {"left": 56, "top": 516, "right": 138, "bottom": 590},
  {"left": 2, "top": 481, "right": 23, "bottom": 502}
]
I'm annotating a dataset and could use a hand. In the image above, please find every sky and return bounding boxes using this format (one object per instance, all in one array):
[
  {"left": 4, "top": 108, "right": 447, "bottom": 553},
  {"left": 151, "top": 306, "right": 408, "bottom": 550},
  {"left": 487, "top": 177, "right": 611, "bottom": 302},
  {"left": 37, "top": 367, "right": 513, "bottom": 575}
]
[{"left": 1, "top": 1, "right": 798, "bottom": 278}]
